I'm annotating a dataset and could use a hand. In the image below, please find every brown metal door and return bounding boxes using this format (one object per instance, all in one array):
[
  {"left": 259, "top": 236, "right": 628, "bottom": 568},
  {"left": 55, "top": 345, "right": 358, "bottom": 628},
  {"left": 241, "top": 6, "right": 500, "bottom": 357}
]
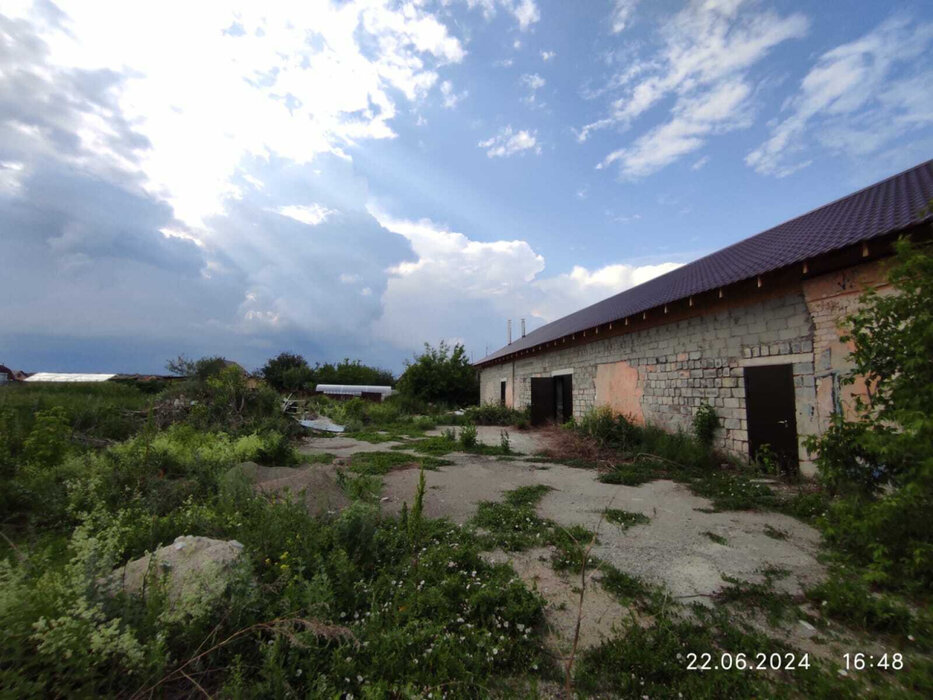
[
  {"left": 530, "top": 377, "right": 554, "bottom": 426},
  {"left": 744, "top": 364, "right": 798, "bottom": 472}
]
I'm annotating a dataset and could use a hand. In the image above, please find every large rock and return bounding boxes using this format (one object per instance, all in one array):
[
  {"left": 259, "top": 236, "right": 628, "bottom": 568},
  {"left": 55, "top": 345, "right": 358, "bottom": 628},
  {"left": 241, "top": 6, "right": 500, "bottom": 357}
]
[{"left": 107, "top": 536, "right": 244, "bottom": 609}]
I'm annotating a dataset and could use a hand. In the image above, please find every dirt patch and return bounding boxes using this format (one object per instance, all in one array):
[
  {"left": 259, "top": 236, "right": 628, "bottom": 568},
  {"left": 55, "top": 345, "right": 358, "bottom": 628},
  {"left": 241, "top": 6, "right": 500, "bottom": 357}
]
[
  {"left": 228, "top": 460, "right": 350, "bottom": 515},
  {"left": 482, "top": 548, "right": 631, "bottom": 659}
]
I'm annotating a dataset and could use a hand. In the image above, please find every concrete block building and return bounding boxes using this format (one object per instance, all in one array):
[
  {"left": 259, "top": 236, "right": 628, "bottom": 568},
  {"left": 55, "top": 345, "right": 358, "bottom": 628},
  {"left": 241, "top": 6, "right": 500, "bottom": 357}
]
[{"left": 475, "top": 161, "right": 933, "bottom": 476}]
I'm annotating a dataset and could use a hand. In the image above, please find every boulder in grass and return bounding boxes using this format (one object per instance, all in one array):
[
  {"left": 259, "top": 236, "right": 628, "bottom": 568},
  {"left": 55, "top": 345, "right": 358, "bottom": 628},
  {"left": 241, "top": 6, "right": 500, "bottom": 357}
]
[{"left": 106, "top": 536, "right": 245, "bottom": 616}]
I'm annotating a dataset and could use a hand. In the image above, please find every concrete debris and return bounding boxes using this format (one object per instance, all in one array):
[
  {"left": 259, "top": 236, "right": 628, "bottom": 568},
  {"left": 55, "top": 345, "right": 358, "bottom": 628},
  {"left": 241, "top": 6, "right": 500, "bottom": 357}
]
[
  {"left": 299, "top": 417, "right": 346, "bottom": 433},
  {"left": 105, "top": 536, "right": 244, "bottom": 604}
]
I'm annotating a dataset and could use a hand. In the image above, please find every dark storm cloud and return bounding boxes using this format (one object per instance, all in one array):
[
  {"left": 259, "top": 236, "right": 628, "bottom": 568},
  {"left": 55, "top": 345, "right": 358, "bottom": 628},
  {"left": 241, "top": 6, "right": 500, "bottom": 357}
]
[
  {"left": 0, "top": 6, "right": 421, "bottom": 373},
  {"left": 0, "top": 12, "right": 150, "bottom": 174}
]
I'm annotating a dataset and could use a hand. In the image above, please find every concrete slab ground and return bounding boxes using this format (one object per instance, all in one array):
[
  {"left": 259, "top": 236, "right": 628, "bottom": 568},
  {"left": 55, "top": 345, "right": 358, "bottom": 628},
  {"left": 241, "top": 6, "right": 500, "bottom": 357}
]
[
  {"left": 299, "top": 429, "right": 828, "bottom": 655},
  {"left": 381, "top": 456, "right": 824, "bottom": 601}
]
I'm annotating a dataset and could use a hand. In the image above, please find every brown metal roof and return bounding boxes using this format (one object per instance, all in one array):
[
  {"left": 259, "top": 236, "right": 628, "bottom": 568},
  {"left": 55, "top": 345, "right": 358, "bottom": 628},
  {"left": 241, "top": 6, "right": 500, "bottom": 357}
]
[{"left": 477, "top": 159, "right": 933, "bottom": 366}]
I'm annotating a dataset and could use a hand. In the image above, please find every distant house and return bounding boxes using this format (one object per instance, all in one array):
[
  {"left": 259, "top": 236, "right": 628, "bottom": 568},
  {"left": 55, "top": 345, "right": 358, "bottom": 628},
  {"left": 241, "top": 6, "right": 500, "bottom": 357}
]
[
  {"left": 315, "top": 384, "right": 394, "bottom": 402},
  {"left": 0, "top": 365, "right": 15, "bottom": 384},
  {"left": 474, "top": 160, "right": 933, "bottom": 477}
]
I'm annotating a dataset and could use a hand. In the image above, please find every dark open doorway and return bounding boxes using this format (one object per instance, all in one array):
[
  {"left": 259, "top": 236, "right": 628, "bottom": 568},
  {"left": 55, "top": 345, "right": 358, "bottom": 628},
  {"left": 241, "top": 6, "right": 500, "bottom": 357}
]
[
  {"left": 500, "top": 380, "right": 507, "bottom": 406},
  {"left": 530, "top": 374, "right": 573, "bottom": 425},
  {"left": 744, "top": 364, "right": 798, "bottom": 473}
]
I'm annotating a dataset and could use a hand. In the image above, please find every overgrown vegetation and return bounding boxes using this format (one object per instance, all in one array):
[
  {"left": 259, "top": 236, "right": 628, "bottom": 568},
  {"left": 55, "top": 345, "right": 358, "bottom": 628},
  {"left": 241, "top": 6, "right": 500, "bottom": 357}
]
[
  {"left": 395, "top": 341, "right": 478, "bottom": 407},
  {"left": 347, "top": 450, "right": 451, "bottom": 475},
  {"left": 805, "top": 238, "right": 933, "bottom": 592},
  {"left": 575, "top": 405, "right": 719, "bottom": 470},
  {"left": 0, "top": 372, "right": 553, "bottom": 697},
  {"left": 4, "top": 230, "right": 932, "bottom": 698}
]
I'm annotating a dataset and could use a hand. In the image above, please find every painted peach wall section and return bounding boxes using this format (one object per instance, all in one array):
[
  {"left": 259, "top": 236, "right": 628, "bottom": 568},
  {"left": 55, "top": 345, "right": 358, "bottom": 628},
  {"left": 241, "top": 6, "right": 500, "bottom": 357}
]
[
  {"left": 594, "top": 361, "right": 645, "bottom": 424},
  {"left": 802, "top": 259, "right": 892, "bottom": 433}
]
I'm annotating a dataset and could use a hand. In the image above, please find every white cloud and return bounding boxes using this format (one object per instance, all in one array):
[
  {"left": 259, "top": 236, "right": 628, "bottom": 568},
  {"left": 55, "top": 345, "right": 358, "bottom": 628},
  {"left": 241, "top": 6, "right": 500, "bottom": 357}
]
[
  {"left": 540, "top": 50, "right": 556, "bottom": 61},
  {"left": 600, "top": 79, "right": 752, "bottom": 177},
  {"left": 276, "top": 203, "right": 337, "bottom": 226},
  {"left": 520, "top": 72, "right": 546, "bottom": 106},
  {"left": 747, "top": 15, "right": 933, "bottom": 177},
  {"left": 439, "top": 80, "right": 468, "bottom": 109},
  {"left": 370, "top": 210, "right": 683, "bottom": 352},
  {"left": 460, "top": 0, "right": 539, "bottom": 31},
  {"left": 17, "top": 0, "right": 467, "bottom": 229},
  {"left": 512, "top": 0, "right": 540, "bottom": 31},
  {"left": 478, "top": 125, "right": 541, "bottom": 157},
  {"left": 521, "top": 73, "right": 546, "bottom": 91},
  {"left": 610, "top": 0, "right": 640, "bottom": 34},
  {"left": 581, "top": 0, "right": 808, "bottom": 176},
  {"left": 691, "top": 155, "right": 710, "bottom": 170},
  {"left": 0, "top": 161, "right": 25, "bottom": 195},
  {"left": 531, "top": 262, "right": 681, "bottom": 322}
]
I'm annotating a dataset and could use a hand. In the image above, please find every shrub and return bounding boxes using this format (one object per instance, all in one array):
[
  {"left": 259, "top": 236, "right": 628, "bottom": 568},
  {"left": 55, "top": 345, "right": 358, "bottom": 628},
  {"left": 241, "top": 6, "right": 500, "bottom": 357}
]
[
  {"left": 499, "top": 430, "right": 511, "bottom": 454},
  {"left": 395, "top": 341, "right": 478, "bottom": 407},
  {"left": 805, "top": 238, "right": 933, "bottom": 590},
  {"left": 575, "top": 407, "right": 716, "bottom": 470},
  {"left": 260, "top": 352, "right": 313, "bottom": 391},
  {"left": 463, "top": 403, "right": 529, "bottom": 426},
  {"left": 459, "top": 424, "right": 478, "bottom": 449},
  {"left": 807, "top": 574, "right": 916, "bottom": 636},
  {"left": 692, "top": 402, "right": 720, "bottom": 448}
]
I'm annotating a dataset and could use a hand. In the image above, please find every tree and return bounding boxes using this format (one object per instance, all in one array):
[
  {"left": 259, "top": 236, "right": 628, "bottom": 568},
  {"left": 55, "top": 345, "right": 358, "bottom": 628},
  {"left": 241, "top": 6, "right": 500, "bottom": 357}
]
[
  {"left": 395, "top": 341, "right": 478, "bottom": 407},
  {"left": 312, "top": 358, "right": 395, "bottom": 387},
  {"left": 165, "top": 355, "right": 232, "bottom": 381},
  {"left": 806, "top": 236, "right": 933, "bottom": 589},
  {"left": 165, "top": 354, "right": 196, "bottom": 377},
  {"left": 261, "top": 352, "right": 313, "bottom": 391}
]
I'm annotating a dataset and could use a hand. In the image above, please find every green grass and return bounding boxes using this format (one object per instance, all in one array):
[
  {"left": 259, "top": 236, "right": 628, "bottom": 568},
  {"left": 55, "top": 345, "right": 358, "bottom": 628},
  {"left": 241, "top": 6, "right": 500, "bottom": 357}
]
[
  {"left": 349, "top": 423, "right": 429, "bottom": 443},
  {"left": 687, "top": 472, "right": 778, "bottom": 511},
  {"left": 702, "top": 530, "right": 728, "bottom": 545},
  {"left": 717, "top": 571, "right": 798, "bottom": 626},
  {"left": 348, "top": 451, "right": 451, "bottom": 475},
  {"left": 396, "top": 435, "right": 521, "bottom": 458},
  {"left": 604, "top": 508, "right": 650, "bottom": 531},
  {"left": 574, "top": 602, "right": 849, "bottom": 698},
  {"left": 407, "top": 435, "right": 458, "bottom": 455},
  {"left": 336, "top": 469, "right": 382, "bottom": 503},
  {"left": 505, "top": 485, "right": 553, "bottom": 507},
  {"left": 302, "top": 452, "right": 336, "bottom": 465},
  {"left": 596, "top": 563, "right": 653, "bottom": 605},
  {"left": 763, "top": 524, "right": 788, "bottom": 540},
  {"left": 597, "top": 460, "right": 655, "bottom": 485},
  {"left": 471, "top": 485, "right": 595, "bottom": 573},
  {"left": 806, "top": 569, "right": 927, "bottom": 641},
  {"left": 0, "top": 382, "right": 150, "bottom": 445}
]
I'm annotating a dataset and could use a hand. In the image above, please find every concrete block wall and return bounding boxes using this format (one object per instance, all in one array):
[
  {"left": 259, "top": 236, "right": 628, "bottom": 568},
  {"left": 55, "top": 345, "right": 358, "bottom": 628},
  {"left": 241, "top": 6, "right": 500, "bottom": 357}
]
[{"left": 480, "top": 289, "right": 822, "bottom": 474}]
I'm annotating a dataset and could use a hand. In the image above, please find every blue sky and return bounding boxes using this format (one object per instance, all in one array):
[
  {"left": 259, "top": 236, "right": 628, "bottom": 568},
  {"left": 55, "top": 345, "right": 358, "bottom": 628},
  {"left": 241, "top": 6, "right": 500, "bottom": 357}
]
[{"left": 1, "top": 0, "right": 931, "bottom": 374}]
